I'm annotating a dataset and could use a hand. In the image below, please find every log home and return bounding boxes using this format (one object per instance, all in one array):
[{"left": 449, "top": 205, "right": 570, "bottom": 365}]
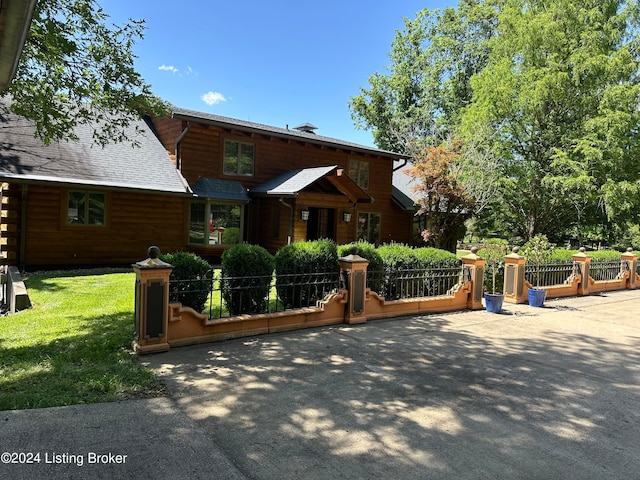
[
  {"left": 0, "top": 101, "right": 415, "bottom": 268},
  {"left": 152, "top": 108, "right": 414, "bottom": 259},
  {"left": 0, "top": 99, "right": 191, "bottom": 268}
]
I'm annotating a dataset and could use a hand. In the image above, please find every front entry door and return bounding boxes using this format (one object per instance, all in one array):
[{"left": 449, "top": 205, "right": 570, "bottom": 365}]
[{"left": 306, "top": 208, "right": 335, "bottom": 241}]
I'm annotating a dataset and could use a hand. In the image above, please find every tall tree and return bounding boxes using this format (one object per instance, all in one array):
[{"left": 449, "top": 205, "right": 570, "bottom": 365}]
[
  {"left": 5, "top": 0, "right": 166, "bottom": 146},
  {"left": 462, "top": 0, "right": 640, "bottom": 242},
  {"left": 406, "top": 140, "right": 475, "bottom": 251},
  {"left": 352, "top": 0, "right": 640, "bottom": 245},
  {"left": 349, "top": 0, "right": 500, "bottom": 154}
]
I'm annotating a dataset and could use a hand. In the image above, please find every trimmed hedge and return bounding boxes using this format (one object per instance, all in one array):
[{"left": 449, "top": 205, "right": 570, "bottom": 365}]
[
  {"left": 160, "top": 251, "right": 212, "bottom": 313},
  {"left": 275, "top": 240, "right": 339, "bottom": 308},
  {"left": 375, "top": 243, "right": 460, "bottom": 299},
  {"left": 221, "top": 244, "right": 274, "bottom": 315}
]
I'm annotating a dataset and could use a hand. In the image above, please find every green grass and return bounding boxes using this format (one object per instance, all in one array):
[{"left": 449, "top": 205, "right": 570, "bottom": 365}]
[{"left": 0, "top": 270, "right": 164, "bottom": 411}]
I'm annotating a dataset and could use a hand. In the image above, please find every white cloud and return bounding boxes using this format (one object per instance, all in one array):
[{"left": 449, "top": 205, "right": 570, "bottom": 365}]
[
  {"left": 201, "top": 91, "right": 227, "bottom": 105},
  {"left": 158, "top": 65, "right": 178, "bottom": 73}
]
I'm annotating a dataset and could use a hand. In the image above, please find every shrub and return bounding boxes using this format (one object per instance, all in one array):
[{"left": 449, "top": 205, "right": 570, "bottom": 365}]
[
  {"left": 589, "top": 250, "right": 625, "bottom": 263},
  {"left": 338, "top": 241, "right": 384, "bottom": 293},
  {"left": 414, "top": 247, "right": 460, "bottom": 267},
  {"left": 221, "top": 227, "right": 240, "bottom": 245},
  {"left": 160, "top": 251, "right": 212, "bottom": 313},
  {"left": 376, "top": 243, "right": 421, "bottom": 299},
  {"left": 275, "top": 240, "right": 339, "bottom": 308},
  {"left": 221, "top": 244, "right": 274, "bottom": 315},
  {"left": 414, "top": 247, "right": 462, "bottom": 296}
]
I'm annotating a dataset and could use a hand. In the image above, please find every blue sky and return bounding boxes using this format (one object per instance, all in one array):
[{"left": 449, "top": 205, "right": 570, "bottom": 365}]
[{"left": 107, "top": 1, "right": 454, "bottom": 148}]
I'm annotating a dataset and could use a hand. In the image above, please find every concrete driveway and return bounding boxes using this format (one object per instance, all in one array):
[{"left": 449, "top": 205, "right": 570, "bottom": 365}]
[{"left": 142, "top": 289, "right": 640, "bottom": 479}]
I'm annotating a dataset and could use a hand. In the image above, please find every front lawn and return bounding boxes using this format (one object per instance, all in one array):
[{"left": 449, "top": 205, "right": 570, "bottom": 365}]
[{"left": 0, "top": 269, "right": 164, "bottom": 411}]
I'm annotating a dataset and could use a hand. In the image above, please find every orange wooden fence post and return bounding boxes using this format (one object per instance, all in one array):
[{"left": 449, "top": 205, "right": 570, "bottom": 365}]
[
  {"left": 572, "top": 247, "right": 592, "bottom": 296},
  {"left": 461, "top": 247, "right": 485, "bottom": 310},
  {"left": 503, "top": 247, "right": 527, "bottom": 304},
  {"left": 622, "top": 248, "right": 638, "bottom": 289},
  {"left": 339, "top": 247, "right": 369, "bottom": 324},
  {"left": 132, "top": 246, "right": 173, "bottom": 354}
]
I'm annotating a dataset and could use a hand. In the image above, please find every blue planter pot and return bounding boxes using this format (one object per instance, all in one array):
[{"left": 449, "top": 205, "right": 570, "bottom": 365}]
[
  {"left": 484, "top": 293, "right": 504, "bottom": 313},
  {"left": 528, "top": 288, "right": 547, "bottom": 307}
]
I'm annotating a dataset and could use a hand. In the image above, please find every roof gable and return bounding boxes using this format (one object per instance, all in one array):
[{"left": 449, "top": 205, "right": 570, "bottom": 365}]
[
  {"left": 251, "top": 165, "right": 371, "bottom": 203},
  {"left": 170, "top": 107, "right": 408, "bottom": 160}
]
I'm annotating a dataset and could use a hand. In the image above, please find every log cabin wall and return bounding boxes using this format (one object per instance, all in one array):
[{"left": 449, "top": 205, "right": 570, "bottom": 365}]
[
  {"left": 18, "top": 184, "right": 188, "bottom": 268},
  {"left": 1, "top": 183, "right": 22, "bottom": 265},
  {"left": 153, "top": 117, "right": 415, "bottom": 249}
]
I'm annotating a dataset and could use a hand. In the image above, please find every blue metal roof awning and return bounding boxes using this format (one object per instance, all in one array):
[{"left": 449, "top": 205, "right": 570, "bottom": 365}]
[{"left": 191, "top": 178, "right": 251, "bottom": 202}]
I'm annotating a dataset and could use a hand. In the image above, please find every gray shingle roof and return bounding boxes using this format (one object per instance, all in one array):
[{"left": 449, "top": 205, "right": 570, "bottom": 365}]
[
  {"left": 191, "top": 177, "right": 250, "bottom": 202},
  {"left": 250, "top": 166, "right": 337, "bottom": 196},
  {"left": 171, "top": 107, "right": 408, "bottom": 159},
  {"left": 0, "top": 99, "right": 190, "bottom": 194}
]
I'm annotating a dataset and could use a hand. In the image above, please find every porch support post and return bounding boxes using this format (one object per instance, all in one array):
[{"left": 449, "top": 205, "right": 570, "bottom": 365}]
[
  {"left": 503, "top": 247, "right": 527, "bottom": 304},
  {"left": 339, "top": 247, "right": 369, "bottom": 324},
  {"left": 572, "top": 247, "right": 592, "bottom": 296},
  {"left": 461, "top": 247, "right": 485, "bottom": 310},
  {"left": 621, "top": 248, "right": 638, "bottom": 289},
  {"left": 132, "top": 246, "right": 173, "bottom": 354}
]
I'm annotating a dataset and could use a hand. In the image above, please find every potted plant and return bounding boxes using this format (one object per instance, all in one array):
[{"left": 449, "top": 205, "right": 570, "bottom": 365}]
[
  {"left": 482, "top": 239, "right": 509, "bottom": 313},
  {"left": 522, "top": 234, "right": 554, "bottom": 307}
]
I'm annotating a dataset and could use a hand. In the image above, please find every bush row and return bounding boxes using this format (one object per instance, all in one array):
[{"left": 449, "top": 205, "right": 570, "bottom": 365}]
[
  {"left": 159, "top": 242, "right": 638, "bottom": 313},
  {"left": 161, "top": 241, "right": 463, "bottom": 313}
]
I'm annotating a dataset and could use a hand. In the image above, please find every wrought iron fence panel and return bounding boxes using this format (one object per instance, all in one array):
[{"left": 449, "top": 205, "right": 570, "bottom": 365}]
[
  {"left": 368, "top": 265, "right": 463, "bottom": 300},
  {"left": 170, "top": 270, "right": 340, "bottom": 319},
  {"left": 525, "top": 262, "right": 577, "bottom": 287},
  {"left": 589, "top": 260, "right": 625, "bottom": 281},
  {"left": 275, "top": 271, "right": 340, "bottom": 310}
]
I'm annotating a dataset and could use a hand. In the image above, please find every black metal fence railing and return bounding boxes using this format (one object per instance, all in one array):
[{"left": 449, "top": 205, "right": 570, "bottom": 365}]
[
  {"left": 367, "top": 265, "right": 463, "bottom": 301},
  {"left": 525, "top": 262, "right": 578, "bottom": 288},
  {"left": 169, "top": 270, "right": 341, "bottom": 319},
  {"left": 589, "top": 260, "right": 625, "bottom": 282}
]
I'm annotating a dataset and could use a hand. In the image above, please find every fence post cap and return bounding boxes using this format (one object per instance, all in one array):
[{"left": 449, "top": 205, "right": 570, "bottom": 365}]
[
  {"left": 505, "top": 246, "right": 523, "bottom": 259},
  {"left": 133, "top": 246, "right": 173, "bottom": 269},
  {"left": 572, "top": 247, "right": 591, "bottom": 261}
]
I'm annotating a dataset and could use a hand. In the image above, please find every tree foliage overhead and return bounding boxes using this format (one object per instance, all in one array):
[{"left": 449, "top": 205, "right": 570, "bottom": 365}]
[
  {"left": 351, "top": 0, "right": 640, "bottom": 247},
  {"left": 350, "top": 0, "right": 500, "bottom": 154},
  {"left": 5, "top": 0, "right": 167, "bottom": 146}
]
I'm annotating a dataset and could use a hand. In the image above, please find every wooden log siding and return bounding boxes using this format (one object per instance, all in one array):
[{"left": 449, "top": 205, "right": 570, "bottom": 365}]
[
  {"left": 0, "top": 183, "right": 22, "bottom": 263},
  {"left": 153, "top": 117, "right": 416, "bottom": 247},
  {"left": 20, "top": 185, "right": 188, "bottom": 267}
]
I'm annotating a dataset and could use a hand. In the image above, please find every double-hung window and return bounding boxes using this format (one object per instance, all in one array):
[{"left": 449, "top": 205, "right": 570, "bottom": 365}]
[
  {"left": 223, "top": 140, "right": 255, "bottom": 176},
  {"left": 357, "top": 212, "right": 381, "bottom": 244},
  {"left": 348, "top": 159, "right": 370, "bottom": 190},
  {"left": 67, "top": 191, "right": 106, "bottom": 226}
]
